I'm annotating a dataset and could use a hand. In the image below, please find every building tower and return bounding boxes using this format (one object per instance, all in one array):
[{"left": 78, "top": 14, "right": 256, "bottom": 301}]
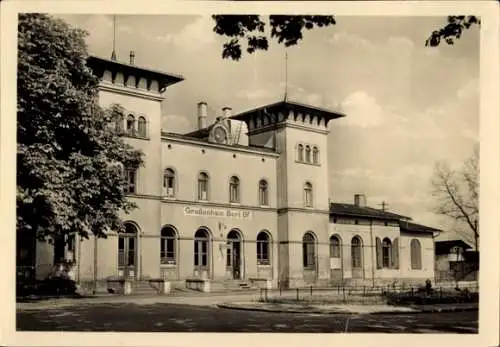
[{"left": 231, "top": 100, "right": 345, "bottom": 287}]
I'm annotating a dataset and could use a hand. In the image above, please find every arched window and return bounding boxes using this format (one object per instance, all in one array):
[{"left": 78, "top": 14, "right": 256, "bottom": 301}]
[
  {"left": 115, "top": 113, "right": 124, "bottom": 133},
  {"left": 194, "top": 229, "right": 210, "bottom": 269},
  {"left": 138, "top": 116, "right": 147, "bottom": 137},
  {"left": 256, "top": 231, "right": 271, "bottom": 265},
  {"left": 198, "top": 172, "right": 209, "bottom": 200},
  {"left": 259, "top": 179, "right": 268, "bottom": 206},
  {"left": 229, "top": 176, "right": 240, "bottom": 203},
  {"left": 351, "top": 236, "right": 362, "bottom": 269},
  {"left": 126, "top": 114, "right": 135, "bottom": 135},
  {"left": 411, "top": 239, "right": 422, "bottom": 270},
  {"left": 312, "top": 146, "right": 319, "bottom": 164},
  {"left": 382, "top": 238, "right": 392, "bottom": 268},
  {"left": 118, "top": 223, "right": 138, "bottom": 272},
  {"left": 304, "top": 182, "right": 313, "bottom": 207},
  {"left": 302, "top": 232, "right": 316, "bottom": 268},
  {"left": 329, "top": 235, "right": 341, "bottom": 258},
  {"left": 298, "top": 144, "right": 304, "bottom": 162},
  {"left": 160, "top": 226, "right": 176, "bottom": 265},
  {"left": 305, "top": 145, "right": 311, "bottom": 163},
  {"left": 163, "top": 168, "right": 175, "bottom": 198},
  {"left": 124, "top": 167, "right": 137, "bottom": 194}
]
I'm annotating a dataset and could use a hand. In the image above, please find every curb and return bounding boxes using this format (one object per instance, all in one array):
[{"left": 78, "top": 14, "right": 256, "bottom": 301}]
[
  {"left": 216, "top": 303, "right": 350, "bottom": 315},
  {"left": 217, "top": 303, "right": 478, "bottom": 315}
]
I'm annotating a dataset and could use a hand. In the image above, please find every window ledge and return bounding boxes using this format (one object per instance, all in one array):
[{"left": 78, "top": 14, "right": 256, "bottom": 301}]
[
  {"left": 121, "top": 133, "right": 150, "bottom": 141},
  {"left": 295, "top": 160, "right": 321, "bottom": 166},
  {"left": 160, "top": 264, "right": 177, "bottom": 268}
]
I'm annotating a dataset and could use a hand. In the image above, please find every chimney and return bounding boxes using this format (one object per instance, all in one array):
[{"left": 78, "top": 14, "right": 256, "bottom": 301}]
[
  {"left": 222, "top": 107, "right": 232, "bottom": 119},
  {"left": 354, "top": 194, "right": 366, "bottom": 208},
  {"left": 129, "top": 51, "right": 135, "bottom": 65},
  {"left": 197, "top": 102, "right": 208, "bottom": 129}
]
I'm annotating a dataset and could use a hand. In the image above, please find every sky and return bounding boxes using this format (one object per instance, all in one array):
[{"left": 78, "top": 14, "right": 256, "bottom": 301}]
[{"left": 58, "top": 14, "right": 480, "bottom": 238}]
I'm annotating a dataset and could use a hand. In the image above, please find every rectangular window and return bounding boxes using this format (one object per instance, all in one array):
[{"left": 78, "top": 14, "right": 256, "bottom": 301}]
[
  {"left": 124, "top": 169, "right": 136, "bottom": 194},
  {"left": 198, "top": 181, "right": 208, "bottom": 200},
  {"left": 230, "top": 185, "right": 239, "bottom": 203}
]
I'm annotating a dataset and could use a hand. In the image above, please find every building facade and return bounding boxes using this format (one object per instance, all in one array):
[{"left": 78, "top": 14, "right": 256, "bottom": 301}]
[{"left": 27, "top": 54, "right": 439, "bottom": 290}]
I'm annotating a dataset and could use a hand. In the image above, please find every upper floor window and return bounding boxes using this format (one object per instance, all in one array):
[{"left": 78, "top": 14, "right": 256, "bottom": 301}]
[
  {"left": 297, "top": 144, "right": 304, "bottom": 162},
  {"left": 115, "top": 113, "right": 124, "bottom": 133},
  {"left": 305, "top": 145, "right": 311, "bottom": 163},
  {"left": 304, "top": 182, "right": 313, "bottom": 207},
  {"left": 138, "top": 116, "right": 147, "bottom": 138},
  {"left": 124, "top": 168, "right": 137, "bottom": 194},
  {"left": 259, "top": 179, "right": 269, "bottom": 206},
  {"left": 312, "top": 146, "right": 319, "bottom": 164},
  {"left": 163, "top": 168, "right": 175, "bottom": 198},
  {"left": 198, "top": 172, "right": 209, "bottom": 201},
  {"left": 126, "top": 114, "right": 135, "bottom": 136},
  {"left": 229, "top": 176, "right": 240, "bottom": 203}
]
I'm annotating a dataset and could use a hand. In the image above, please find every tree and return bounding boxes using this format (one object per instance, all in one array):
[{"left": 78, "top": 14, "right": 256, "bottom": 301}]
[
  {"left": 425, "top": 16, "right": 480, "bottom": 47},
  {"left": 431, "top": 145, "right": 479, "bottom": 249},
  {"left": 212, "top": 15, "right": 336, "bottom": 60},
  {"left": 17, "top": 14, "right": 144, "bottom": 249}
]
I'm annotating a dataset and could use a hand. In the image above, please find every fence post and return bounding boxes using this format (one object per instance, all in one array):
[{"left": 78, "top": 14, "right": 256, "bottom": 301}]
[
  {"left": 363, "top": 286, "right": 366, "bottom": 297},
  {"left": 296, "top": 287, "right": 299, "bottom": 301},
  {"left": 343, "top": 285, "right": 346, "bottom": 303},
  {"left": 310, "top": 285, "right": 313, "bottom": 297},
  {"left": 411, "top": 287, "right": 414, "bottom": 296},
  {"left": 265, "top": 287, "right": 268, "bottom": 301},
  {"left": 279, "top": 284, "right": 282, "bottom": 296}
]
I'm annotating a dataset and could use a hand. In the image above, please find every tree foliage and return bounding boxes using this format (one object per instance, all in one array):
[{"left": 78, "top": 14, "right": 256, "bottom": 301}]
[
  {"left": 431, "top": 146, "right": 479, "bottom": 248},
  {"left": 426, "top": 16, "right": 480, "bottom": 47},
  {"left": 17, "top": 14, "right": 144, "bottom": 245},
  {"left": 212, "top": 15, "right": 336, "bottom": 60}
]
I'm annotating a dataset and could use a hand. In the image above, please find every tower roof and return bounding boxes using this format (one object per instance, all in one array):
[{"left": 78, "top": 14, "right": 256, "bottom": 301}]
[
  {"left": 230, "top": 100, "right": 346, "bottom": 123},
  {"left": 87, "top": 55, "right": 184, "bottom": 92}
]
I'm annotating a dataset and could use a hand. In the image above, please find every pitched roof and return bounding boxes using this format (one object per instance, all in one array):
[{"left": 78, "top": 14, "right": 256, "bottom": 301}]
[
  {"left": 160, "top": 131, "right": 277, "bottom": 154},
  {"left": 87, "top": 56, "right": 184, "bottom": 91},
  {"left": 329, "top": 203, "right": 411, "bottom": 221},
  {"left": 231, "top": 100, "right": 346, "bottom": 122},
  {"left": 399, "top": 221, "right": 442, "bottom": 234}
]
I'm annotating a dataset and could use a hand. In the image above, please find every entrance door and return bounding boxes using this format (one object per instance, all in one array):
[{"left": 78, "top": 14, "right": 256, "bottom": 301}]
[
  {"left": 118, "top": 224, "right": 138, "bottom": 279},
  {"left": 232, "top": 241, "right": 241, "bottom": 279},
  {"left": 227, "top": 230, "right": 242, "bottom": 280}
]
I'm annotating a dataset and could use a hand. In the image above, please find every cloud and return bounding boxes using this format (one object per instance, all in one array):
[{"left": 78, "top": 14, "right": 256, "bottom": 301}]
[
  {"left": 170, "top": 16, "right": 215, "bottom": 51},
  {"left": 161, "top": 114, "right": 192, "bottom": 133},
  {"left": 338, "top": 91, "right": 385, "bottom": 128}
]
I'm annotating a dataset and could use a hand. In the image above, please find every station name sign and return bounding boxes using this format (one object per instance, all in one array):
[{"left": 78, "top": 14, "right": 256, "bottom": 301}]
[{"left": 184, "top": 206, "right": 253, "bottom": 220}]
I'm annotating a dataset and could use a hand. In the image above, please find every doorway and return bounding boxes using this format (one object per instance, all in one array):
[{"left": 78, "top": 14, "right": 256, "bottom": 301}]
[
  {"left": 118, "top": 223, "right": 138, "bottom": 279},
  {"left": 227, "top": 230, "right": 242, "bottom": 280}
]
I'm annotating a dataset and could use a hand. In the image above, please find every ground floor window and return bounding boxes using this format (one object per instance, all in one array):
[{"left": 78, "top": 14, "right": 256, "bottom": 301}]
[
  {"left": 256, "top": 231, "right": 271, "bottom": 265},
  {"left": 351, "top": 236, "right": 362, "bottom": 268},
  {"left": 194, "top": 229, "right": 210, "bottom": 268},
  {"left": 303, "top": 232, "right": 316, "bottom": 268},
  {"left": 160, "top": 226, "right": 176, "bottom": 265}
]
